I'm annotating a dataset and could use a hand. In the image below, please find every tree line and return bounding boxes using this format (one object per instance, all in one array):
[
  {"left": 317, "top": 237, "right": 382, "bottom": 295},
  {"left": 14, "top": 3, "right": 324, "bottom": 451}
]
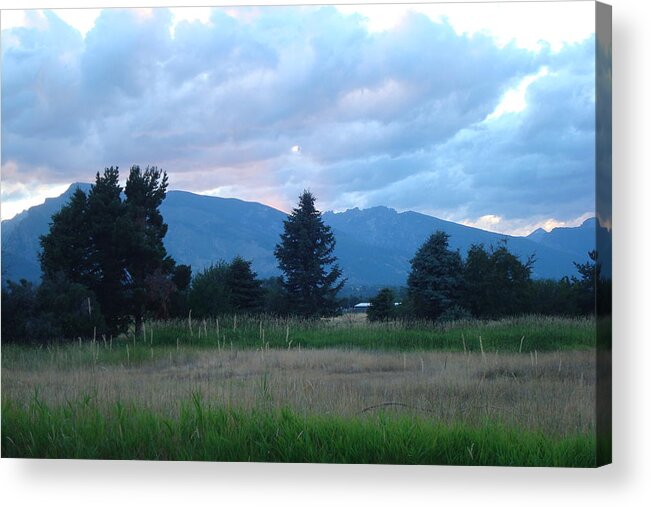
[
  {"left": 366, "top": 231, "right": 603, "bottom": 323},
  {"left": 1, "top": 172, "right": 344, "bottom": 343},
  {"left": 3, "top": 167, "right": 192, "bottom": 342},
  {"left": 1, "top": 168, "right": 602, "bottom": 343}
]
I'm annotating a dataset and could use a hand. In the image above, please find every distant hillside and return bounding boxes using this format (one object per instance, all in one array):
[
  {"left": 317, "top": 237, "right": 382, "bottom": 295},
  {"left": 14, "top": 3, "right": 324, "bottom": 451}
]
[
  {"left": 527, "top": 217, "right": 597, "bottom": 258},
  {"left": 1, "top": 183, "right": 92, "bottom": 283},
  {"left": 161, "top": 190, "right": 286, "bottom": 280},
  {"left": 527, "top": 217, "right": 611, "bottom": 278},
  {"left": 323, "top": 207, "right": 587, "bottom": 283},
  {"left": 1, "top": 184, "right": 608, "bottom": 286}
]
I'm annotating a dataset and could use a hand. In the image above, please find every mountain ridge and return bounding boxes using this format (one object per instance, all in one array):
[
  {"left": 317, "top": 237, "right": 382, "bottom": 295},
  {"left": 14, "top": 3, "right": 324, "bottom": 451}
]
[{"left": 1, "top": 183, "right": 605, "bottom": 286}]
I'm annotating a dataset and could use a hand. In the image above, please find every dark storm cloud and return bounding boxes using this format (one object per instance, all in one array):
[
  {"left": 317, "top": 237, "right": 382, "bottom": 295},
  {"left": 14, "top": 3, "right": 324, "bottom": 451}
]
[{"left": 1, "top": 6, "right": 595, "bottom": 229}]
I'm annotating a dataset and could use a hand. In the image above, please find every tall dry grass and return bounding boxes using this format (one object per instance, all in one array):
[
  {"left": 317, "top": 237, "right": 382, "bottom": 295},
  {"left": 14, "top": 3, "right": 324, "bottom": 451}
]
[{"left": 2, "top": 347, "right": 595, "bottom": 436}]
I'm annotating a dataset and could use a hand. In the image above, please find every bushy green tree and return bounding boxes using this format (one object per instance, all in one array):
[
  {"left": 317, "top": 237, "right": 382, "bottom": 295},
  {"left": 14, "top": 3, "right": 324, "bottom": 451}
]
[
  {"left": 462, "top": 244, "right": 493, "bottom": 317},
  {"left": 123, "top": 166, "right": 173, "bottom": 334},
  {"left": 39, "top": 188, "right": 94, "bottom": 288},
  {"left": 188, "top": 258, "right": 265, "bottom": 316},
  {"left": 34, "top": 273, "right": 105, "bottom": 341},
  {"left": 528, "top": 277, "right": 578, "bottom": 316},
  {"left": 463, "top": 241, "right": 534, "bottom": 318},
  {"left": 40, "top": 169, "right": 126, "bottom": 335},
  {"left": 227, "top": 256, "right": 264, "bottom": 313},
  {"left": 367, "top": 288, "right": 396, "bottom": 322},
  {"left": 1, "top": 279, "right": 38, "bottom": 343},
  {"left": 39, "top": 166, "right": 179, "bottom": 337},
  {"left": 1, "top": 275, "right": 104, "bottom": 343},
  {"left": 407, "top": 231, "right": 463, "bottom": 320},
  {"left": 85, "top": 167, "right": 129, "bottom": 334},
  {"left": 274, "top": 190, "right": 344, "bottom": 317},
  {"left": 188, "top": 262, "right": 232, "bottom": 317}
]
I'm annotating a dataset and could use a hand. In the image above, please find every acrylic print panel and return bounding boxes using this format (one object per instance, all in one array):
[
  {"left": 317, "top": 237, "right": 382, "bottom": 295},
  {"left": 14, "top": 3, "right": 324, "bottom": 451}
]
[{"left": 0, "top": 1, "right": 611, "bottom": 467}]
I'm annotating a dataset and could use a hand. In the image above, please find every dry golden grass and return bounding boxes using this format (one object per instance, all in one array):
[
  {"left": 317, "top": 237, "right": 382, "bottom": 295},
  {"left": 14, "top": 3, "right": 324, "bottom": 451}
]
[{"left": 1, "top": 347, "right": 595, "bottom": 436}]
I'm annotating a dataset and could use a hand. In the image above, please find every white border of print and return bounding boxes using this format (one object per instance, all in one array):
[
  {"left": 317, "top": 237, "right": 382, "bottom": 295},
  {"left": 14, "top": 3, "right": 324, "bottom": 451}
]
[{"left": 1, "top": 1, "right": 650, "bottom": 506}]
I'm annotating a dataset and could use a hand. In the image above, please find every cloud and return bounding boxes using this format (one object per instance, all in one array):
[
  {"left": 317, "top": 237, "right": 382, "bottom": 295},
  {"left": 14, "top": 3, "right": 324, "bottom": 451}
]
[{"left": 1, "top": 6, "right": 595, "bottom": 234}]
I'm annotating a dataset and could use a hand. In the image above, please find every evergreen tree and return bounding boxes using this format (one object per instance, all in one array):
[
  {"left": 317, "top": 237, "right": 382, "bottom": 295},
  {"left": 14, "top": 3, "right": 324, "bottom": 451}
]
[
  {"left": 529, "top": 277, "right": 578, "bottom": 316},
  {"left": 488, "top": 241, "right": 534, "bottom": 316},
  {"left": 122, "top": 166, "right": 172, "bottom": 334},
  {"left": 261, "top": 276, "right": 289, "bottom": 315},
  {"left": 86, "top": 166, "right": 129, "bottom": 334},
  {"left": 463, "top": 241, "right": 534, "bottom": 318},
  {"left": 462, "top": 244, "right": 493, "bottom": 318},
  {"left": 274, "top": 190, "right": 344, "bottom": 317},
  {"left": 1, "top": 275, "right": 104, "bottom": 343},
  {"left": 227, "top": 256, "right": 264, "bottom": 313},
  {"left": 34, "top": 273, "right": 105, "bottom": 342},
  {"left": 367, "top": 288, "right": 396, "bottom": 322},
  {"left": 40, "top": 188, "right": 94, "bottom": 287},
  {"left": 41, "top": 168, "right": 126, "bottom": 335},
  {"left": 407, "top": 231, "right": 463, "bottom": 321},
  {"left": 188, "top": 258, "right": 265, "bottom": 317},
  {"left": 39, "top": 166, "right": 177, "bottom": 336},
  {"left": 1, "top": 279, "right": 38, "bottom": 343}
]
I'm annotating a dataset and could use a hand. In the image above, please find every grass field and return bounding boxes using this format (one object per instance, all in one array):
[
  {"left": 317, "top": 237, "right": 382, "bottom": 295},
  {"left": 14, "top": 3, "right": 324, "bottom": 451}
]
[
  {"left": 1, "top": 315, "right": 599, "bottom": 465},
  {"left": 1, "top": 398, "right": 596, "bottom": 466}
]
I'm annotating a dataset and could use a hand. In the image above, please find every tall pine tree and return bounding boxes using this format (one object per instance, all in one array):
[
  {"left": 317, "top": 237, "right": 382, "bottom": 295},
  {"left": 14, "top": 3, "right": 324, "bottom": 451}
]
[
  {"left": 123, "top": 166, "right": 173, "bottom": 335},
  {"left": 39, "top": 166, "right": 176, "bottom": 336},
  {"left": 274, "top": 190, "right": 344, "bottom": 317},
  {"left": 86, "top": 167, "right": 129, "bottom": 334}
]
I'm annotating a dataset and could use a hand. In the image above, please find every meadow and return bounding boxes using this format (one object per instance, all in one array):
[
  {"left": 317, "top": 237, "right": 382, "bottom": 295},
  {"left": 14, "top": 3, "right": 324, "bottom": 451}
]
[{"left": 1, "top": 315, "right": 599, "bottom": 466}]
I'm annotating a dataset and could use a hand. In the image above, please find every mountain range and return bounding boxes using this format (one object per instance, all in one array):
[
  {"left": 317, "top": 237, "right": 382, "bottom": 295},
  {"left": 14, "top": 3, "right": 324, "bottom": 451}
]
[{"left": 1, "top": 183, "right": 608, "bottom": 288}]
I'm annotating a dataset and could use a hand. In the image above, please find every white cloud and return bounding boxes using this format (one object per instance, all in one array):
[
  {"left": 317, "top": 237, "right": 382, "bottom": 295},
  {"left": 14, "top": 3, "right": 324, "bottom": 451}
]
[
  {"left": 486, "top": 66, "right": 549, "bottom": 120},
  {"left": 0, "top": 178, "right": 70, "bottom": 221},
  {"left": 336, "top": 1, "right": 594, "bottom": 51},
  {"left": 1, "top": 3, "right": 596, "bottom": 235},
  {"left": 461, "top": 212, "right": 595, "bottom": 237},
  {"left": 52, "top": 8, "right": 102, "bottom": 37}
]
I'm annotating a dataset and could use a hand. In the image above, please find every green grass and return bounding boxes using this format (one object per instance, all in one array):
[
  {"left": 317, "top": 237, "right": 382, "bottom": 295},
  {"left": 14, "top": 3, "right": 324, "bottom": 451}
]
[
  {"left": 1, "top": 395, "right": 596, "bottom": 466},
  {"left": 1, "top": 315, "right": 595, "bottom": 370},
  {"left": 143, "top": 314, "right": 595, "bottom": 352}
]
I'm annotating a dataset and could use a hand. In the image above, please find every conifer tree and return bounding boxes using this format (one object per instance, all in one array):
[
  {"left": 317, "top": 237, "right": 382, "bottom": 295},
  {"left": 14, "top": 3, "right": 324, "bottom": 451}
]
[
  {"left": 463, "top": 241, "right": 534, "bottom": 318},
  {"left": 227, "top": 256, "right": 264, "bottom": 313},
  {"left": 274, "top": 190, "right": 344, "bottom": 317},
  {"left": 40, "top": 187, "right": 94, "bottom": 287},
  {"left": 123, "top": 166, "right": 173, "bottom": 335},
  {"left": 39, "top": 166, "right": 176, "bottom": 336},
  {"left": 86, "top": 166, "right": 129, "bottom": 333},
  {"left": 367, "top": 288, "right": 396, "bottom": 322},
  {"left": 407, "top": 231, "right": 463, "bottom": 320}
]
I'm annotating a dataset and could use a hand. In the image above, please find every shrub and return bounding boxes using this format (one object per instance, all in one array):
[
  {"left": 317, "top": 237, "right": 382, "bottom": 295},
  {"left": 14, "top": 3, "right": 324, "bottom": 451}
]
[{"left": 367, "top": 288, "right": 397, "bottom": 322}]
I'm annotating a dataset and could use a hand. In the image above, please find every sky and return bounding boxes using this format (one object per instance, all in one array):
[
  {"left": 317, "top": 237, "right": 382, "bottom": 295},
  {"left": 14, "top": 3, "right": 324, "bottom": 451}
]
[{"left": 1, "top": 1, "right": 598, "bottom": 236}]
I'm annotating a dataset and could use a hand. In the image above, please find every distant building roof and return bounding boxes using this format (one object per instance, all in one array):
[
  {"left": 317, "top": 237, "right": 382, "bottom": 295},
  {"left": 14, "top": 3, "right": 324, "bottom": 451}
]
[{"left": 354, "top": 302, "right": 371, "bottom": 308}]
